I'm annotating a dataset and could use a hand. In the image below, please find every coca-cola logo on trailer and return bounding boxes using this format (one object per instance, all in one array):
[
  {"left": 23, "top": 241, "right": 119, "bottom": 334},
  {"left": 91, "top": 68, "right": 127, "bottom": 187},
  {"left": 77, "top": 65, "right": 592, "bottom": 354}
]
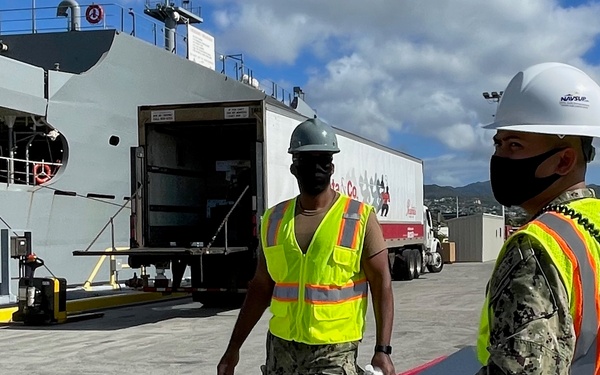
[{"left": 330, "top": 178, "right": 359, "bottom": 199}]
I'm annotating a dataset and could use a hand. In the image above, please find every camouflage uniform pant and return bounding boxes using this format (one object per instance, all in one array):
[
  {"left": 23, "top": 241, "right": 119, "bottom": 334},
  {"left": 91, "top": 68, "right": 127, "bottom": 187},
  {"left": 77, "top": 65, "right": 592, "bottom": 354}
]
[{"left": 261, "top": 331, "right": 365, "bottom": 375}]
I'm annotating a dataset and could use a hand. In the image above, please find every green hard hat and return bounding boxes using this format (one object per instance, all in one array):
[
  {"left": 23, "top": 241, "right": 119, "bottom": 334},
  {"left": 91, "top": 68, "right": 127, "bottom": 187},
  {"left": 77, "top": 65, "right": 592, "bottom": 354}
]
[{"left": 288, "top": 117, "right": 340, "bottom": 154}]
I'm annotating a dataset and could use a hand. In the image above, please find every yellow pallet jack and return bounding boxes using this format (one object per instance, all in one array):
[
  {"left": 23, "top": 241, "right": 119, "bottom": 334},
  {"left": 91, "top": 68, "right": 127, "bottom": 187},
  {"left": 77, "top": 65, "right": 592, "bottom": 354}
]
[{"left": 11, "top": 254, "right": 103, "bottom": 325}]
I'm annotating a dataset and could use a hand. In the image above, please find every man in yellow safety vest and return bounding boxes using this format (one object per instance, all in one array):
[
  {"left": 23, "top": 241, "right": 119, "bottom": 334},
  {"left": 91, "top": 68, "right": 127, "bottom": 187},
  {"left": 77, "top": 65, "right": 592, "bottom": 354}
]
[
  {"left": 217, "top": 117, "right": 396, "bottom": 375},
  {"left": 476, "top": 62, "right": 600, "bottom": 374}
]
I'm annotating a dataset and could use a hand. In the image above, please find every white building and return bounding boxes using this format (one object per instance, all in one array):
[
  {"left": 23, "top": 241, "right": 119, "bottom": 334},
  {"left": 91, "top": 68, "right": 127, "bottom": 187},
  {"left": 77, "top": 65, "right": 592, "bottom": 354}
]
[{"left": 447, "top": 213, "right": 505, "bottom": 262}]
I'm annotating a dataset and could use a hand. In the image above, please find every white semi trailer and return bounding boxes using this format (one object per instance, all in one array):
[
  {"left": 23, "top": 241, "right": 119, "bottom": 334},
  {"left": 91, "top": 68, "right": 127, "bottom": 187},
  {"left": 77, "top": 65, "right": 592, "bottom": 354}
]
[{"left": 124, "top": 97, "right": 443, "bottom": 306}]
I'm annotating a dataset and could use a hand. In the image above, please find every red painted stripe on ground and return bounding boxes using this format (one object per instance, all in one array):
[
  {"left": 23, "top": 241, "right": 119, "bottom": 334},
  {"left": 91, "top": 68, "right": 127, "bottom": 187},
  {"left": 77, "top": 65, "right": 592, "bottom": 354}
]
[{"left": 397, "top": 356, "right": 447, "bottom": 375}]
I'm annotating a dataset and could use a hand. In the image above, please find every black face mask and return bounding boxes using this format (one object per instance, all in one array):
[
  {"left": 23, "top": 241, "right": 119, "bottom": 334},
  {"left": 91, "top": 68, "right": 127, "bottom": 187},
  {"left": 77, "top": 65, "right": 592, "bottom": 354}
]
[
  {"left": 293, "top": 155, "right": 333, "bottom": 196},
  {"left": 490, "top": 147, "right": 565, "bottom": 207}
]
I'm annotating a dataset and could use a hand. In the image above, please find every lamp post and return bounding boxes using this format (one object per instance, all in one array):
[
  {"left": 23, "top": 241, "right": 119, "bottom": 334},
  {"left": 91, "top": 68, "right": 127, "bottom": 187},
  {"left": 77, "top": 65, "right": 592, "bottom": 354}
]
[
  {"left": 483, "top": 90, "right": 507, "bottom": 231},
  {"left": 482, "top": 91, "right": 503, "bottom": 103}
]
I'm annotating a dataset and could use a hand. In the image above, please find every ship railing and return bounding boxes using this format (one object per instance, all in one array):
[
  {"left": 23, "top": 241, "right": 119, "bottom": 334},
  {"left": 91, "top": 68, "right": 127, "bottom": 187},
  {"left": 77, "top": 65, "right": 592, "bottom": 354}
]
[
  {"left": 0, "top": 156, "right": 62, "bottom": 186},
  {"left": 0, "top": 3, "right": 299, "bottom": 104}
]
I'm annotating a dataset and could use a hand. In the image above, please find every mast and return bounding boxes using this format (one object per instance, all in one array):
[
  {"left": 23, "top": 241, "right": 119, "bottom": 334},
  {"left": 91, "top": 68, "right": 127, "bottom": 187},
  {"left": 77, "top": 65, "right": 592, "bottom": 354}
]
[{"left": 144, "top": 0, "right": 203, "bottom": 53}]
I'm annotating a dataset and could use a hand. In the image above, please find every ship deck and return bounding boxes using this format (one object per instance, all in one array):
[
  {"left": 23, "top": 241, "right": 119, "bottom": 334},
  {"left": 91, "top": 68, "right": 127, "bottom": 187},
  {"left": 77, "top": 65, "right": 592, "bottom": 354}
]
[{"left": 0, "top": 262, "right": 493, "bottom": 374}]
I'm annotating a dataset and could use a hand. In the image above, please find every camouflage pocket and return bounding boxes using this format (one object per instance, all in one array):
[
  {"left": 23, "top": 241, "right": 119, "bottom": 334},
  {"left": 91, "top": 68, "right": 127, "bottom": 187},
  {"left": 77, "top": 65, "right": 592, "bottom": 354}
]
[{"left": 489, "top": 236, "right": 535, "bottom": 305}]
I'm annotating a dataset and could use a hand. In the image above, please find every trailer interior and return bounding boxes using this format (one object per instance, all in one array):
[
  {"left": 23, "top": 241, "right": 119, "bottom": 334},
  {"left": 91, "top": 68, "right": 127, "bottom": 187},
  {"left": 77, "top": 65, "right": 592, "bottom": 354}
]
[
  {"left": 131, "top": 108, "right": 264, "bottom": 306},
  {"left": 143, "top": 120, "right": 257, "bottom": 250}
]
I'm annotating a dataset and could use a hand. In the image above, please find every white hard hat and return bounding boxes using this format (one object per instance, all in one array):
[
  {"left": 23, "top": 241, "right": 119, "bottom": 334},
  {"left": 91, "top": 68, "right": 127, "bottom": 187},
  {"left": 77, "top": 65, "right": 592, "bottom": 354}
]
[{"left": 483, "top": 62, "right": 600, "bottom": 138}]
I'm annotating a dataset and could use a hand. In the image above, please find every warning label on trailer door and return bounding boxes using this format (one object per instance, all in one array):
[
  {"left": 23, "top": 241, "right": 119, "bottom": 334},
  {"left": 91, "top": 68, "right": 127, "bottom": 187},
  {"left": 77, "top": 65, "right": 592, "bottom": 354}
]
[
  {"left": 151, "top": 110, "right": 175, "bottom": 122},
  {"left": 224, "top": 107, "right": 249, "bottom": 119}
]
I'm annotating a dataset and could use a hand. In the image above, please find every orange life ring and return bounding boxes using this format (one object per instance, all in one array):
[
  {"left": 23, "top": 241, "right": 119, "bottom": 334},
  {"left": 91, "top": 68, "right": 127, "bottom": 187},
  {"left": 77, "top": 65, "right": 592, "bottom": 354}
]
[
  {"left": 33, "top": 164, "right": 52, "bottom": 185},
  {"left": 85, "top": 4, "right": 104, "bottom": 24}
]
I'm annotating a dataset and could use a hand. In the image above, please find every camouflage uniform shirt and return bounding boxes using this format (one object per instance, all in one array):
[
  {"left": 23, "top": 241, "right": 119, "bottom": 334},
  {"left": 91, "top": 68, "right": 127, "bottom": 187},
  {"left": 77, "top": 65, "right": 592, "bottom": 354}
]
[{"left": 476, "top": 188, "right": 596, "bottom": 375}]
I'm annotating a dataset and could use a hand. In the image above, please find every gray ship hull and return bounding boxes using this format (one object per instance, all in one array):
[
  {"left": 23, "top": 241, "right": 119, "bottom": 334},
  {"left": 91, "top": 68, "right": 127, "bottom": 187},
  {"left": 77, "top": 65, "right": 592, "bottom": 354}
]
[{"left": 0, "top": 29, "right": 266, "bottom": 290}]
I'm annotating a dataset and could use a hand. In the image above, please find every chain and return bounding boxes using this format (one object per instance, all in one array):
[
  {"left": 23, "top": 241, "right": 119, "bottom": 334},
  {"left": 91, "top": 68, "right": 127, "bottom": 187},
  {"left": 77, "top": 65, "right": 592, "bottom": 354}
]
[{"left": 536, "top": 203, "right": 600, "bottom": 243}]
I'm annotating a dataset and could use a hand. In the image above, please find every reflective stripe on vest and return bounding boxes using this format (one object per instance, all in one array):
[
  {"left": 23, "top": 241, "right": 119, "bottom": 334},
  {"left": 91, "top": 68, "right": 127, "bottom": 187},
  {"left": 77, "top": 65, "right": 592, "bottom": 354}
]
[
  {"left": 262, "top": 194, "right": 371, "bottom": 344},
  {"left": 536, "top": 212, "right": 598, "bottom": 365},
  {"left": 273, "top": 283, "right": 299, "bottom": 301},
  {"left": 305, "top": 279, "right": 368, "bottom": 304},
  {"left": 273, "top": 279, "right": 368, "bottom": 304},
  {"left": 270, "top": 198, "right": 366, "bottom": 304},
  {"left": 571, "top": 337, "right": 598, "bottom": 373},
  {"left": 266, "top": 198, "right": 365, "bottom": 250},
  {"left": 337, "top": 199, "right": 364, "bottom": 248},
  {"left": 477, "top": 210, "right": 600, "bottom": 370},
  {"left": 265, "top": 201, "right": 291, "bottom": 247}
]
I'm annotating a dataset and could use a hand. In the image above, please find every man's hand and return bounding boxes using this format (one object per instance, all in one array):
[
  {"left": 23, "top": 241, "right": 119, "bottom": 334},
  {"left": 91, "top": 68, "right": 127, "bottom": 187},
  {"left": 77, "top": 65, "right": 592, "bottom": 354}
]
[
  {"left": 217, "top": 350, "right": 239, "bottom": 375},
  {"left": 216, "top": 245, "right": 274, "bottom": 375},
  {"left": 371, "top": 352, "right": 395, "bottom": 375}
]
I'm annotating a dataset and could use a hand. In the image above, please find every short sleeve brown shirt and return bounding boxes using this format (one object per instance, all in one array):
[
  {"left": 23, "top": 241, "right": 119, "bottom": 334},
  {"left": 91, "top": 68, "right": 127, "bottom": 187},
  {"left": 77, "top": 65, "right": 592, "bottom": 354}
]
[{"left": 293, "top": 192, "right": 387, "bottom": 258}]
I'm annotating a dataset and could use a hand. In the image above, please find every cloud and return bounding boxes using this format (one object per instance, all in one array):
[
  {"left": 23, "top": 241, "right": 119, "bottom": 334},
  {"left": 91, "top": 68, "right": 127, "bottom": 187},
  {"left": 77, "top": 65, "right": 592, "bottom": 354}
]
[
  {"left": 423, "top": 153, "right": 491, "bottom": 186},
  {"left": 204, "top": 0, "right": 600, "bottom": 185},
  {"left": 210, "top": 2, "right": 338, "bottom": 65}
]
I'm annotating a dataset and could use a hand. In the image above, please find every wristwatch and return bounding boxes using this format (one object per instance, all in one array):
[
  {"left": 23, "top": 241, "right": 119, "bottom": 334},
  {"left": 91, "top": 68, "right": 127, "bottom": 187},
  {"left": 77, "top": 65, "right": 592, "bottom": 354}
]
[{"left": 374, "top": 345, "right": 392, "bottom": 355}]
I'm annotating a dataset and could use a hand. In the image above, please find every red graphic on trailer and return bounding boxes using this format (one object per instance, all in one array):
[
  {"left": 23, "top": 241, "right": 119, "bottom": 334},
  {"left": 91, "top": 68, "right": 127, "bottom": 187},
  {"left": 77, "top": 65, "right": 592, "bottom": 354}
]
[
  {"left": 380, "top": 186, "right": 390, "bottom": 217},
  {"left": 406, "top": 199, "right": 417, "bottom": 216},
  {"left": 380, "top": 223, "right": 424, "bottom": 240},
  {"left": 331, "top": 171, "right": 392, "bottom": 217}
]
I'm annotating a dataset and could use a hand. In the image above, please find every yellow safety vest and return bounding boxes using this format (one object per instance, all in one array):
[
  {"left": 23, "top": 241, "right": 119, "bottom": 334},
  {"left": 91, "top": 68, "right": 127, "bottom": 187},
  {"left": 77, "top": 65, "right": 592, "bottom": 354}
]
[
  {"left": 260, "top": 194, "right": 372, "bottom": 344},
  {"left": 477, "top": 198, "right": 600, "bottom": 373}
]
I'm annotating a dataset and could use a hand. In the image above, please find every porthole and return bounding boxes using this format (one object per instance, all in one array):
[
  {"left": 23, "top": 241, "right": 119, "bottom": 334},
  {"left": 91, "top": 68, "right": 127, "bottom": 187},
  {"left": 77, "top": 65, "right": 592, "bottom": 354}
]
[{"left": 109, "top": 135, "right": 120, "bottom": 146}]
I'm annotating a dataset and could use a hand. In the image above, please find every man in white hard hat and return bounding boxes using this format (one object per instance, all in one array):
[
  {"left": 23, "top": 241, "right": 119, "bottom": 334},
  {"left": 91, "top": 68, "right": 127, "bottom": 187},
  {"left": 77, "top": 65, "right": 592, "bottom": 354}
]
[{"left": 476, "top": 62, "right": 600, "bottom": 374}]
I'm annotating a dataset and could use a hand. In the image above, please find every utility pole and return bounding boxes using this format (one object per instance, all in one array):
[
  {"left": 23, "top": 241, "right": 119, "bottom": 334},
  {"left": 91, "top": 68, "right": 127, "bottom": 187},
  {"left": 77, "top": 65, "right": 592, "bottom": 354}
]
[
  {"left": 456, "top": 196, "right": 459, "bottom": 218},
  {"left": 32, "top": 0, "right": 36, "bottom": 33}
]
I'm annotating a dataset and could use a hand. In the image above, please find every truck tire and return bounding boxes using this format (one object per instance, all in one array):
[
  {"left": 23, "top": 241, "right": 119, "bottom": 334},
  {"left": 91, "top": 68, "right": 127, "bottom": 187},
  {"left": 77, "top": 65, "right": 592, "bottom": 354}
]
[
  {"left": 391, "top": 253, "right": 405, "bottom": 281},
  {"left": 412, "top": 249, "right": 422, "bottom": 279},
  {"left": 426, "top": 246, "right": 444, "bottom": 273},
  {"left": 404, "top": 250, "right": 415, "bottom": 281},
  {"left": 392, "top": 251, "right": 414, "bottom": 281}
]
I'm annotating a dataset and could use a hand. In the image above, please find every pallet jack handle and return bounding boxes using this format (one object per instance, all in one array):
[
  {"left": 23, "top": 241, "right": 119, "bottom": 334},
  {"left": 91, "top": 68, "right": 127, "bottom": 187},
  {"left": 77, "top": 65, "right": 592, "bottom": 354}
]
[{"left": 22, "top": 254, "right": 44, "bottom": 279}]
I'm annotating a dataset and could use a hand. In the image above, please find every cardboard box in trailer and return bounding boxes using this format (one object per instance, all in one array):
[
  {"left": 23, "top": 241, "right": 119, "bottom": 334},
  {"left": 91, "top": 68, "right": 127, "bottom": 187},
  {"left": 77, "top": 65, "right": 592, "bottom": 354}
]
[{"left": 125, "top": 97, "right": 443, "bottom": 307}]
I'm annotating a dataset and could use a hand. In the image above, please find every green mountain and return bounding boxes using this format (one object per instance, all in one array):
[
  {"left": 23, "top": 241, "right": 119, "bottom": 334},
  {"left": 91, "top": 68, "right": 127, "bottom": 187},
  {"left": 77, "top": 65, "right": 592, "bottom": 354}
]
[
  {"left": 425, "top": 181, "right": 600, "bottom": 200},
  {"left": 424, "top": 181, "right": 491, "bottom": 199}
]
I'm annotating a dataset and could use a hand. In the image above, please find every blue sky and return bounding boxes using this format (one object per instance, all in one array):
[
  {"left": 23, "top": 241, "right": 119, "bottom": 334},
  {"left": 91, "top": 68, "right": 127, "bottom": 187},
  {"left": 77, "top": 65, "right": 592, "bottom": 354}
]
[{"left": 3, "top": 0, "right": 600, "bottom": 187}]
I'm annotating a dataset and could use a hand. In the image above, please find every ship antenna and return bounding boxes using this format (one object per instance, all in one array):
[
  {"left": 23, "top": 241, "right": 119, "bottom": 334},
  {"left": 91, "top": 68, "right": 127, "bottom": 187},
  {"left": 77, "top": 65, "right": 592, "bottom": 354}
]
[{"left": 144, "top": 1, "right": 203, "bottom": 53}]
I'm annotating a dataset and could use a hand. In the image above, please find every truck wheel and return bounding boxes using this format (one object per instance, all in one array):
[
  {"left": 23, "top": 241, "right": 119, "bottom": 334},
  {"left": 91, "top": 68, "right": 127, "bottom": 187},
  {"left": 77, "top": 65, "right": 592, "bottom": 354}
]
[
  {"left": 392, "top": 252, "right": 414, "bottom": 281},
  {"left": 404, "top": 250, "right": 415, "bottom": 281},
  {"left": 391, "top": 254, "right": 405, "bottom": 281},
  {"left": 426, "top": 247, "right": 444, "bottom": 273},
  {"left": 412, "top": 249, "right": 422, "bottom": 279}
]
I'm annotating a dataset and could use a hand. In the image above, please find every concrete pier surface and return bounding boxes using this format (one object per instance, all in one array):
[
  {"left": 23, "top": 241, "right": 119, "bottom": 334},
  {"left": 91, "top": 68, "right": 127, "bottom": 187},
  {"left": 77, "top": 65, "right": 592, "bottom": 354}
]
[{"left": 0, "top": 262, "right": 493, "bottom": 374}]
